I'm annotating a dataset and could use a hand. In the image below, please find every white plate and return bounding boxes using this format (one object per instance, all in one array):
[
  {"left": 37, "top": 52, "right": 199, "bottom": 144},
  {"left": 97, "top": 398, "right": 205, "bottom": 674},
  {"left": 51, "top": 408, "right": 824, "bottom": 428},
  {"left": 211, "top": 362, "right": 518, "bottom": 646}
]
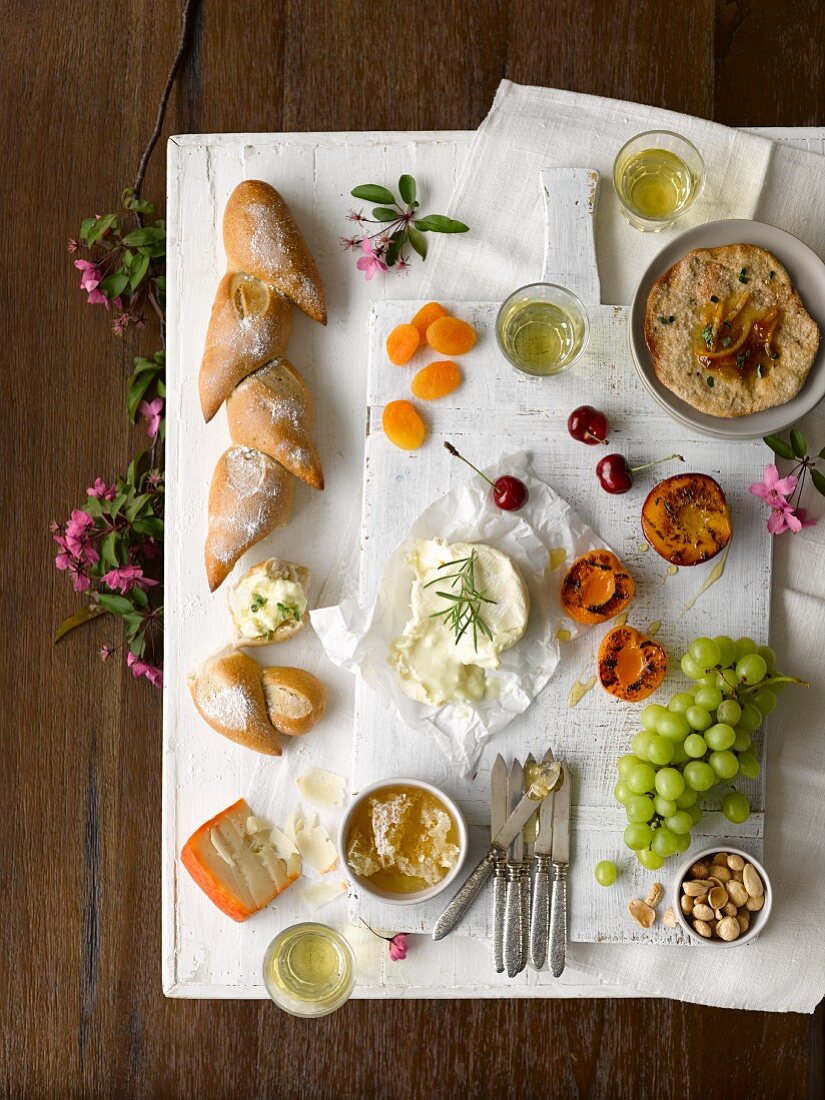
[{"left": 628, "top": 219, "right": 825, "bottom": 439}]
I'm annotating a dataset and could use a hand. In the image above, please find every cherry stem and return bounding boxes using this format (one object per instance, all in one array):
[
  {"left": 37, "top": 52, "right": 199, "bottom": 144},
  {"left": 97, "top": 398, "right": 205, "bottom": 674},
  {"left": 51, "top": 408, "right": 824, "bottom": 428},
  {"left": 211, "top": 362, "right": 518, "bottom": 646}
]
[
  {"left": 444, "top": 442, "right": 496, "bottom": 488},
  {"left": 585, "top": 430, "right": 608, "bottom": 445},
  {"left": 629, "top": 453, "right": 684, "bottom": 473}
]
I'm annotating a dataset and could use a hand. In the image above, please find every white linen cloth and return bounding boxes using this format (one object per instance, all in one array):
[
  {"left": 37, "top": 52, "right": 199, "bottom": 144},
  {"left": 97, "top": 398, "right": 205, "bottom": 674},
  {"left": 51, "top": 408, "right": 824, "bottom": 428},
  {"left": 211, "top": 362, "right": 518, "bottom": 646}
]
[{"left": 422, "top": 81, "right": 825, "bottom": 1013}]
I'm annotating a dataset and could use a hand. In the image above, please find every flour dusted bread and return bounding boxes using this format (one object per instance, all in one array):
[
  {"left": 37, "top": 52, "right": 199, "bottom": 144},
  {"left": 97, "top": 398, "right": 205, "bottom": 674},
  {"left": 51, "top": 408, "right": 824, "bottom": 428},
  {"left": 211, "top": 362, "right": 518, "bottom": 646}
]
[
  {"left": 223, "top": 180, "right": 327, "bottom": 325},
  {"left": 261, "top": 667, "right": 328, "bottom": 737},
  {"left": 205, "top": 447, "right": 295, "bottom": 592},
  {"left": 228, "top": 557, "right": 310, "bottom": 646},
  {"left": 199, "top": 273, "right": 292, "bottom": 422},
  {"left": 226, "top": 359, "right": 324, "bottom": 491},
  {"left": 189, "top": 649, "right": 283, "bottom": 756}
]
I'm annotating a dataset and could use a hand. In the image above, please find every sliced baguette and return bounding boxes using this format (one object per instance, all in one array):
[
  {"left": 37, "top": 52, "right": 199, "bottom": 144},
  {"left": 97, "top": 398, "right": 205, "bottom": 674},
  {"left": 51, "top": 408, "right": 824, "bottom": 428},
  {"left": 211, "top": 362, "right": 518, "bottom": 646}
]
[{"left": 261, "top": 667, "right": 328, "bottom": 736}]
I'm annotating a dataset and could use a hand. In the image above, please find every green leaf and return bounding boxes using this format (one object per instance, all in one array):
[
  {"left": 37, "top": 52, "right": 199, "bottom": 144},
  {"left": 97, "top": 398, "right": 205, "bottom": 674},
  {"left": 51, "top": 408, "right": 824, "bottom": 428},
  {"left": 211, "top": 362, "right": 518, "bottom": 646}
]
[
  {"left": 372, "top": 207, "right": 399, "bottom": 222},
  {"left": 97, "top": 593, "right": 135, "bottom": 616},
  {"left": 129, "top": 252, "right": 151, "bottom": 290},
  {"left": 790, "top": 428, "right": 808, "bottom": 458},
  {"left": 398, "top": 174, "right": 416, "bottom": 205},
  {"left": 385, "top": 233, "right": 405, "bottom": 267},
  {"left": 125, "top": 492, "right": 152, "bottom": 523},
  {"left": 414, "top": 214, "right": 470, "bottom": 234},
  {"left": 351, "top": 184, "right": 396, "bottom": 204},
  {"left": 84, "top": 213, "right": 119, "bottom": 245},
  {"left": 101, "top": 531, "right": 120, "bottom": 569},
  {"left": 811, "top": 468, "right": 825, "bottom": 498},
  {"left": 133, "top": 517, "right": 164, "bottom": 539},
  {"left": 99, "top": 272, "right": 129, "bottom": 299},
  {"left": 130, "top": 586, "right": 149, "bottom": 609},
  {"left": 54, "top": 605, "right": 107, "bottom": 644},
  {"left": 156, "top": 379, "right": 166, "bottom": 398},
  {"left": 408, "top": 224, "right": 427, "bottom": 260},
  {"left": 127, "top": 452, "right": 146, "bottom": 487},
  {"left": 121, "top": 226, "right": 165, "bottom": 247},
  {"left": 127, "top": 371, "right": 156, "bottom": 423},
  {"left": 763, "top": 434, "right": 795, "bottom": 461},
  {"left": 79, "top": 217, "right": 97, "bottom": 241}
]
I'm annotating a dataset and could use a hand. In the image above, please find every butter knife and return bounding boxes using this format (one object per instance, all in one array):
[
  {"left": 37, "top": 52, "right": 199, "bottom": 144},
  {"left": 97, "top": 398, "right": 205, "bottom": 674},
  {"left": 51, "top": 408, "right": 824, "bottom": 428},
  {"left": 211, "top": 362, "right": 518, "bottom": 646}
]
[
  {"left": 432, "top": 760, "right": 563, "bottom": 941},
  {"left": 529, "top": 746, "right": 555, "bottom": 970},
  {"left": 548, "top": 759, "right": 570, "bottom": 978},
  {"left": 503, "top": 759, "right": 525, "bottom": 977},
  {"left": 490, "top": 754, "right": 508, "bottom": 974}
]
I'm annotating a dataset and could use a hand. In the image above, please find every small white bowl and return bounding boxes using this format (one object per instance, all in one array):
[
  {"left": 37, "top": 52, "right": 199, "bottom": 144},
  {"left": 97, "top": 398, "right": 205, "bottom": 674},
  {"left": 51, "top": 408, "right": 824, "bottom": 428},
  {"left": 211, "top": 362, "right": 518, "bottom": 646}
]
[
  {"left": 672, "top": 845, "right": 772, "bottom": 947},
  {"left": 338, "top": 777, "right": 468, "bottom": 907}
]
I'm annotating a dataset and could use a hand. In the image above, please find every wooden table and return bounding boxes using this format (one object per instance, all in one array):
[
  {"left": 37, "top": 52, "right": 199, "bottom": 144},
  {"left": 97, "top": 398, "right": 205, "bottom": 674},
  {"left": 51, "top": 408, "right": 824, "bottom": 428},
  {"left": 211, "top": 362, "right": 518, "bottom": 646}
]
[{"left": 4, "top": 0, "right": 823, "bottom": 1094}]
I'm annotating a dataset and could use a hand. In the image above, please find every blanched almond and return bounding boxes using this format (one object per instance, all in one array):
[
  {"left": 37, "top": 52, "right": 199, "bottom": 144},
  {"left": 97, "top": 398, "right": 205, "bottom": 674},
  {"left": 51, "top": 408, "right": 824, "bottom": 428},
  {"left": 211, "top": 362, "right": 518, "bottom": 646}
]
[
  {"left": 663, "top": 907, "right": 678, "bottom": 928},
  {"left": 726, "top": 881, "right": 749, "bottom": 907},
  {"left": 736, "top": 911, "right": 750, "bottom": 933},
  {"left": 727, "top": 854, "right": 745, "bottom": 871},
  {"left": 717, "top": 916, "right": 740, "bottom": 941},
  {"left": 710, "top": 865, "right": 732, "bottom": 883},
  {"left": 708, "top": 886, "right": 728, "bottom": 909},
  {"left": 684, "top": 880, "right": 714, "bottom": 896},
  {"left": 628, "top": 899, "right": 656, "bottom": 928},
  {"left": 690, "top": 861, "right": 710, "bottom": 879},
  {"left": 712, "top": 852, "right": 729, "bottom": 865},
  {"left": 645, "top": 882, "right": 664, "bottom": 908},
  {"left": 745, "top": 894, "right": 764, "bottom": 912},
  {"left": 692, "top": 903, "right": 714, "bottom": 922},
  {"left": 743, "top": 864, "right": 764, "bottom": 897},
  {"left": 693, "top": 919, "right": 713, "bottom": 938},
  {"left": 680, "top": 894, "right": 694, "bottom": 915},
  {"left": 723, "top": 901, "right": 738, "bottom": 917}
]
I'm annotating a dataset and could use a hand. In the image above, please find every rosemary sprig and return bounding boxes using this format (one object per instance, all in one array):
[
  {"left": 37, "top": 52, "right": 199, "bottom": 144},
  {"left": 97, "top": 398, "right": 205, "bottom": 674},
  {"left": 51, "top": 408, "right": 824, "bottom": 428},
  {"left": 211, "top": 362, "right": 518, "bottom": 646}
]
[{"left": 424, "top": 551, "right": 497, "bottom": 652}]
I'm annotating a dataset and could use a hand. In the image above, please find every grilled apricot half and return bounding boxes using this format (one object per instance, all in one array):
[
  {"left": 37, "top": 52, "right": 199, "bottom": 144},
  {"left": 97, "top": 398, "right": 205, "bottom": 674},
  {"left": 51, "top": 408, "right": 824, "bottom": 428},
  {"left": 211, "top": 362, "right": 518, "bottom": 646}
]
[
  {"left": 598, "top": 625, "right": 667, "bottom": 702},
  {"left": 641, "top": 473, "right": 731, "bottom": 567},
  {"left": 560, "top": 549, "right": 635, "bottom": 625}
]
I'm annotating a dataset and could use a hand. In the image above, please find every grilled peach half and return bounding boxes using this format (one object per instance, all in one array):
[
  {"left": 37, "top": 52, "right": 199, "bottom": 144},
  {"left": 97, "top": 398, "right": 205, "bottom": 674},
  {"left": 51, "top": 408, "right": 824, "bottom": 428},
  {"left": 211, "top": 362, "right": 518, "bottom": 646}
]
[
  {"left": 598, "top": 625, "right": 667, "bottom": 703},
  {"left": 560, "top": 549, "right": 635, "bottom": 625},
  {"left": 641, "top": 474, "right": 731, "bottom": 566}
]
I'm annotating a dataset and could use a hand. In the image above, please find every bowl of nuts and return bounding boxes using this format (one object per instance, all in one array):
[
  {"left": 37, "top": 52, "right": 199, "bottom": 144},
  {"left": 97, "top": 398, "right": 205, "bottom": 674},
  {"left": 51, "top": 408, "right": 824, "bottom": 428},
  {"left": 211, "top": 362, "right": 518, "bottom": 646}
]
[{"left": 673, "top": 847, "right": 771, "bottom": 947}]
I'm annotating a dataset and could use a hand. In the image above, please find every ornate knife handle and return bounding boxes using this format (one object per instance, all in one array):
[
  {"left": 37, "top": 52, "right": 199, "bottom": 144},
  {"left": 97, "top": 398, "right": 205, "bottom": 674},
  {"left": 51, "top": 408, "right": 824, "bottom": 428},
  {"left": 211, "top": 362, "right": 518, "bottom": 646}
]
[
  {"left": 529, "top": 853, "right": 552, "bottom": 970},
  {"left": 549, "top": 861, "right": 568, "bottom": 978},
  {"left": 503, "top": 864, "right": 525, "bottom": 978},
  {"left": 432, "top": 846, "right": 498, "bottom": 941},
  {"left": 518, "top": 865, "right": 531, "bottom": 974},
  {"left": 492, "top": 856, "right": 507, "bottom": 973}
]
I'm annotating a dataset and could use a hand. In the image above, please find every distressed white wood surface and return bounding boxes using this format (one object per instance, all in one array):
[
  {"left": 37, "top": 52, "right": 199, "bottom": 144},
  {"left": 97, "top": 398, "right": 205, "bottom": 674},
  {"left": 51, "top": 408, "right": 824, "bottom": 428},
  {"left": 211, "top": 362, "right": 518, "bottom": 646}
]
[{"left": 164, "top": 129, "right": 824, "bottom": 997}]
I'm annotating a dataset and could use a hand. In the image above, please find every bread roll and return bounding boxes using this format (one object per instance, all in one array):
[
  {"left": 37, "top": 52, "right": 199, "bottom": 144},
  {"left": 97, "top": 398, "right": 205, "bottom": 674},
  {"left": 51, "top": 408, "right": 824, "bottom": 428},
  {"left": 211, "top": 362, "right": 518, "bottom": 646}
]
[
  {"left": 199, "top": 273, "right": 292, "bottom": 422},
  {"left": 228, "top": 557, "right": 310, "bottom": 647},
  {"left": 226, "top": 359, "right": 324, "bottom": 491},
  {"left": 222, "top": 180, "right": 327, "bottom": 325},
  {"left": 188, "top": 649, "right": 282, "bottom": 756},
  {"left": 261, "top": 667, "right": 328, "bottom": 736},
  {"left": 205, "top": 447, "right": 295, "bottom": 592}
]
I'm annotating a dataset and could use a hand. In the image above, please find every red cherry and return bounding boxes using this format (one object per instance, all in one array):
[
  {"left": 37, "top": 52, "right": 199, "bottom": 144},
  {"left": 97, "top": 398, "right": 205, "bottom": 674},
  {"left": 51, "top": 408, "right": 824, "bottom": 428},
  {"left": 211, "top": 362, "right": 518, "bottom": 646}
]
[
  {"left": 568, "top": 405, "right": 609, "bottom": 445},
  {"left": 493, "top": 475, "right": 529, "bottom": 511},
  {"left": 596, "top": 453, "right": 633, "bottom": 494}
]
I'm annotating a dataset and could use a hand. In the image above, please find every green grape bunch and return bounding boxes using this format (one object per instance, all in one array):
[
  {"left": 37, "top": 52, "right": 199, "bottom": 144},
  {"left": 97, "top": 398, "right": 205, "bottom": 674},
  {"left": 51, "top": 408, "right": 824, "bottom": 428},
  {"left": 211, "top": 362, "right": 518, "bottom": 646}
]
[{"left": 613, "top": 634, "right": 808, "bottom": 870}]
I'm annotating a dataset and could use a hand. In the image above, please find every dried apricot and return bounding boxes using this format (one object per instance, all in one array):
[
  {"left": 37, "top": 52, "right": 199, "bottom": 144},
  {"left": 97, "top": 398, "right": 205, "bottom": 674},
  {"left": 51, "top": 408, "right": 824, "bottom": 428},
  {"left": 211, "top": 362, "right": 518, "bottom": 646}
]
[
  {"left": 383, "top": 400, "right": 426, "bottom": 450},
  {"left": 411, "top": 360, "right": 462, "bottom": 401},
  {"left": 386, "top": 323, "right": 420, "bottom": 366},
  {"left": 410, "top": 302, "right": 448, "bottom": 342},
  {"left": 426, "top": 315, "right": 476, "bottom": 356}
]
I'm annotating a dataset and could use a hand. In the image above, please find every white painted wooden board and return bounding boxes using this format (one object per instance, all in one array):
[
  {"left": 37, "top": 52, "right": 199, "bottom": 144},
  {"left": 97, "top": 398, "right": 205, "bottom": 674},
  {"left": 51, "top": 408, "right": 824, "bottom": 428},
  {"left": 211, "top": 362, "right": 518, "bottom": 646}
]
[{"left": 164, "top": 129, "right": 824, "bottom": 997}]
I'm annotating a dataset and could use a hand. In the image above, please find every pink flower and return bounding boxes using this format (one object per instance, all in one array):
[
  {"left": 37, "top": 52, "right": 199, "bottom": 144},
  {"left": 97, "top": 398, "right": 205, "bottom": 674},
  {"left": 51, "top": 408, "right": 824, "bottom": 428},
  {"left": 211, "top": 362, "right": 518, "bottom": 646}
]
[
  {"left": 67, "top": 239, "right": 79, "bottom": 254},
  {"left": 87, "top": 478, "right": 116, "bottom": 500},
  {"left": 101, "top": 564, "right": 158, "bottom": 594},
  {"left": 395, "top": 257, "right": 411, "bottom": 275},
  {"left": 346, "top": 209, "right": 366, "bottom": 223},
  {"left": 126, "top": 651, "right": 164, "bottom": 688},
  {"left": 785, "top": 507, "right": 817, "bottom": 533},
  {"left": 339, "top": 236, "right": 361, "bottom": 251},
  {"left": 64, "top": 509, "right": 99, "bottom": 563},
  {"left": 387, "top": 933, "right": 408, "bottom": 961},
  {"left": 356, "top": 235, "right": 388, "bottom": 281},
  {"left": 98, "top": 645, "right": 114, "bottom": 661},
  {"left": 139, "top": 397, "right": 164, "bottom": 439},
  {"left": 750, "top": 464, "right": 797, "bottom": 508},
  {"left": 113, "top": 313, "right": 130, "bottom": 336}
]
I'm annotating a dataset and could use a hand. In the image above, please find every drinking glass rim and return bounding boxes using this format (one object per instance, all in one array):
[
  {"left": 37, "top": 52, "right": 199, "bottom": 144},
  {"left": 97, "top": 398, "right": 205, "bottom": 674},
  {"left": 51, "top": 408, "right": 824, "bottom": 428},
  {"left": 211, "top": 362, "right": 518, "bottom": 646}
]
[
  {"left": 495, "top": 282, "right": 590, "bottom": 376},
  {"left": 613, "top": 130, "right": 705, "bottom": 223}
]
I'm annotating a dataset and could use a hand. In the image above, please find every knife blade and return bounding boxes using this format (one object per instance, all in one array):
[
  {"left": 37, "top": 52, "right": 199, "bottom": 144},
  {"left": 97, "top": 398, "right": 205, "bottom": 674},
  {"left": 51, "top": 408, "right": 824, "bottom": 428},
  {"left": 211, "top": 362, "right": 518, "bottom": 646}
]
[
  {"left": 548, "top": 759, "right": 570, "bottom": 978},
  {"left": 432, "top": 760, "right": 563, "bottom": 941},
  {"left": 490, "top": 754, "right": 508, "bottom": 973},
  {"left": 503, "top": 760, "right": 524, "bottom": 977},
  {"left": 529, "top": 747, "right": 555, "bottom": 970}
]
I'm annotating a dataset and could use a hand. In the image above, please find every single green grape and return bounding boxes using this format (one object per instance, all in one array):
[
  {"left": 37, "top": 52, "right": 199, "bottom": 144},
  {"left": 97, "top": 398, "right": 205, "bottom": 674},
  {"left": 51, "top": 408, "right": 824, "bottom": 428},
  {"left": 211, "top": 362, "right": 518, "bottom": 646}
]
[
  {"left": 734, "top": 637, "right": 758, "bottom": 659},
  {"left": 675, "top": 787, "right": 698, "bottom": 809},
  {"left": 737, "top": 653, "right": 767, "bottom": 685},
  {"left": 714, "top": 636, "right": 737, "bottom": 667},
  {"left": 686, "top": 803, "right": 703, "bottom": 826},
  {"left": 672, "top": 831, "right": 692, "bottom": 854},
  {"left": 694, "top": 685, "right": 723, "bottom": 711},
  {"left": 733, "top": 727, "right": 752, "bottom": 752},
  {"left": 632, "top": 730, "right": 654, "bottom": 760},
  {"left": 665, "top": 810, "right": 693, "bottom": 835},
  {"left": 757, "top": 645, "right": 776, "bottom": 672},
  {"left": 636, "top": 847, "right": 664, "bottom": 870},
  {"left": 689, "top": 637, "right": 721, "bottom": 670},
  {"left": 722, "top": 668, "right": 740, "bottom": 691},
  {"left": 670, "top": 741, "right": 689, "bottom": 765},
  {"left": 716, "top": 699, "right": 742, "bottom": 726},
  {"left": 685, "top": 705, "right": 712, "bottom": 732},
  {"left": 722, "top": 790, "right": 750, "bottom": 824},
  {"left": 624, "top": 822, "right": 654, "bottom": 850},
  {"left": 753, "top": 688, "right": 777, "bottom": 716},
  {"left": 680, "top": 653, "right": 704, "bottom": 680},
  {"left": 613, "top": 780, "right": 633, "bottom": 804},
  {"left": 654, "top": 767, "right": 685, "bottom": 800},
  {"left": 594, "top": 860, "right": 617, "bottom": 886},
  {"left": 737, "top": 752, "right": 761, "bottom": 780},
  {"left": 651, "top": 827, "right": 679, "bottom": 857},
  {"left": 709, "top": 749, "right": 739, "bottom": 779},
  {"left": 641, "top": 703, "right": 668, "bottom": 732},
  {"left": 706, "top": 723, "right": 736, "bottom": 751},
  {"left": 684, "top": 734, "right": 707, "bottom": 759},
  {"left": 617, "top": 754, "right": 643, "bottom": 779},
  {"left": 683, "top": 760, "right": 716, "bottom": 791},
  {"left": 626, "top": 795, "right": 655, "bottom": 823},
  {"left": 647, "top": 735, "right": 674, "bottom": 765},
  {"left": 627, "top": 763, "right": 657, "bottom": 794},
  {"left": 656, "top": 712, "right": 690, "bottom": 743},
  {"left": 668, "top": 692, "right": 695, "bottom": 715},
  {"left": 653, "top": 795, "right": 677, "bottom": 818},
  {"left": 697, "top": 673, "right": 720, "bottom": 688},
  {"left": 739, "top": 703, "right": 763, "bottom": 732}
]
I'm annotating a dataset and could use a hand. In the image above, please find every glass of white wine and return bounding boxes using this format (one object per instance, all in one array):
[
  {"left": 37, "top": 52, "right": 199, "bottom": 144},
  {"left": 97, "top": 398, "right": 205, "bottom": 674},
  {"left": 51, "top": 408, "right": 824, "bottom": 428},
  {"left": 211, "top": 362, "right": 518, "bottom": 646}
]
[
  {"left": 496, "top": 283, "right": 589, "bottom": 377},
  {"left": 263, "top": 923, "right": 356, "bottom": 1018},
  {"left": 613, "top": 131, "right": 704, "bottom": 232}
]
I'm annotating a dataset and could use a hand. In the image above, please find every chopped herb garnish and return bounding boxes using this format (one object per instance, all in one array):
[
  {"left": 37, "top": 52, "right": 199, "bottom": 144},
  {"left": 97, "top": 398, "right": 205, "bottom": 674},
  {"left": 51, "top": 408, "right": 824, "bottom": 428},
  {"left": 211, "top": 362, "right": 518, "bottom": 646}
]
[
  {"left": 738, "top": 268, "right": 748, "bottom": 283},
  {"left": 721, "top": 336, "right": 731, "bottom": 348},
  {"left": 657, "top": 315, "right": 675, "bottom": 325},
  {"left": 701, "top": 324, "right": 714, "bottom": 349},
  {"left": 736, "top": 352, "right": 746, "bottom": 368},
  {"left": 706, "top": 376, "right": 715, "bottom": 387},
  {"left": 770, "top": 351, "right": 779, "bottom": 360},
  {"left": 276, "top": 602, "right": 301, "bottom": 622},
  {"left": 250, "top": 594, "right": 267, "bottom": 613},
  {"left": 425, "top": 550, "right": 496, "bottom": 651},
  {"left": 710, "top": 295, "right": 720, "bottom": 303}
]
